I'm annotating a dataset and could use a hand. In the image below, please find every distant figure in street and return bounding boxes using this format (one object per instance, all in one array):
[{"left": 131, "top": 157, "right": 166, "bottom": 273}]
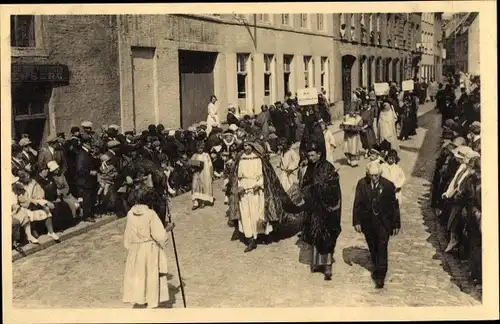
[
  {"left": 353, "top": 161, "right": 400, "bottom": 289},
  {"left": 123, "top": 189, "right": 175, "bottom": 309}
]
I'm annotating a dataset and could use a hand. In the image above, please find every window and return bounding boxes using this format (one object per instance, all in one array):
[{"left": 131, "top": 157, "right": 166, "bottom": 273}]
[
  {"left": 303, "top": 56, "right": 312, "bottom": 87},
  {"left": 340, "top": 14, "right": 347, "bottom": 39},
  {"left": 11, "top": 15, "right": 36, "bottom": 47},
  {"left": 237, "top": 54, "right": 249, "bottom": 99},
  {"left": 283, "top": 55, "right": 293, "bottom": 95},
  {"left": 350, "top": 14, "right": 356, "bottom": 41},
  {"left": 360, "top": 14, "right": 366, "bottom": 42},
  {"left": 317, "top": 14, "right": 325, "bottom": 31},
  {"left": 264, "top": 54, "right": 274, "bottom": 97},
  {"left": 12, "top": 84, "right": 50, "bottom": 120},
  {"left": 376, "top": 14, "right": 381, "bottom": 44},
  {"left": 300, "top": 14, "right": 309, "bottom": 29},
  {"left": 258, "top": 14, "right": 271, "bottom": 23},
  {"left": 282, "top": 14, "right": 291, "bottom": 26},
  {"left": 320, "top": 57, "right": 329, "bottom": 97},
  {"left": 368, "top": 14, "right": 374, "bottom": 43}
]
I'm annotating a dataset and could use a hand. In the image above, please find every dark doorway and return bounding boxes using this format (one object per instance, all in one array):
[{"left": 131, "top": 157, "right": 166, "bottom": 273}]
[
  {"left": 178, "top": 50, "right": 217, "bottom": 128},
  {"left": 341, "top": 55, "right": 356, "bottom": 114}
]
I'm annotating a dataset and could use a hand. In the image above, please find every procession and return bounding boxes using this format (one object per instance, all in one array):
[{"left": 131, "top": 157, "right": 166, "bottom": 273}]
[{"left": 7, "top": 11, "right": 487, "bottom": 311}]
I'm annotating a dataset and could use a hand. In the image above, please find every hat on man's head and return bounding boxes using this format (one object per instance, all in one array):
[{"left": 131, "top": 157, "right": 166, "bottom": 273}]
[
  {"left": 452, "top": 136, "right": 467, "bottom": 147},
  {"left": 81, "top": 121, "right": 93, "bottom": 128},
  {"left": 187, "top": 126, "right": 197, "bottom": 132},
  {"left": 47, "top": 161, "right": 60, "bottom": 173},
  {"left": 108, "top": 124, "right": 120, "bottom": 131},
  {"left": 19, "top": 138, "right": 32, "bottom": 147},
  {"left": 46, "top": 134, "right": 58, "bottom": 143},
  {"left": 107, "top": 140, "right": 121, "bottom": 149},
  {"left": 167, "top": 130, "right": 176, "bottom": 137},
  {"left": 199, "top": 121, "right": 207, "bottom": 127},
  {"left": 228, "top": 124, "right": 239, "bottom": 132},
  {"left": 469, "top": 121, "right": 481, "bottom": 133}
]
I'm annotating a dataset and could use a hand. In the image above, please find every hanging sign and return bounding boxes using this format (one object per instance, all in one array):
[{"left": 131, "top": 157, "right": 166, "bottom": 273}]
[
  {"left": 297, "top": 87, "right": 319, "bottom": 106},
  {"left": 402, "top": 79, "right": 415, "bottom": 91},
  {"left": 373, "top": 82, "right": 389, "bottom": 96}
]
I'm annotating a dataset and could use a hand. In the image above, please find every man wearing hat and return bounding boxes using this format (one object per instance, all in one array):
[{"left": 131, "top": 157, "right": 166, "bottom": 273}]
[
  {"left": 226, "top": 104, "right": 240, "bottom": 127},
  {"left": 37, "top": 134, "right": 67, "bottom": 175},
  {"left": 353, "top": 161, "right": 400, "bottom": 289},
  {"left": 48, "top": 160, "right": 81, "bottom": 220},
  {"left": 75, "top": 137, "right": 99, "bottom": 222},
  {"left": 467, "top": 121, "right": 481, "bottom": 153},
  {"left": 19, "top": 137, "right": 38, "bottom": 164}
]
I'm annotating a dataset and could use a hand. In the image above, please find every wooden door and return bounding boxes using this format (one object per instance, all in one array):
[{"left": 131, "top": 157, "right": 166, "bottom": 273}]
[
  {"left": 131, "top": 47, "right": 156, "bottom": 132},
  {"left": 179, "top": 51, "right": 216, "bottom": 128}
]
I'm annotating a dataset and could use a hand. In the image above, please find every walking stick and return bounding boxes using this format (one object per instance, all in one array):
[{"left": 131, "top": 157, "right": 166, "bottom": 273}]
[{"left": 165, "top": 195, "right": 187, "bottom": 308}]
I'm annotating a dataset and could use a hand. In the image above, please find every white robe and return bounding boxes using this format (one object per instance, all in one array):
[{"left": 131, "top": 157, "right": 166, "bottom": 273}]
[
  {"left": 191, "top": 152, "right": 214, "bottom": 203},
  {"left": 378, "top": 106, "right": 400, "bottom": 152},
  {"left": 123, "top": 205, "right": 169, "bottom": 308},
  {"left": 381, "top": 163, "right": 406, "bottom": 203},
  {"left": 237, "top": 152, "right": 272, "bottom": 239},
  {"left": 206, "top": 102, "right": 221, "bottom": 135},
  {"left": 323, "top": 129, "right": 337, "bottom": 165},
  {"left": 277, "top": 149, "right": 300, "bottom": 193}
]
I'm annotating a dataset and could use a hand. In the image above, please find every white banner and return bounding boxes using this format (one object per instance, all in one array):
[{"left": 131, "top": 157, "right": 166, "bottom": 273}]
[
  {"left": 373, "top": 83, "right": 389, "bottom": 96},
  {"left": 297, "top": 87, "right": 319, "bottom": 106},
  {"left": 402, "top": 80, "right": 414, "bottom": 91}
]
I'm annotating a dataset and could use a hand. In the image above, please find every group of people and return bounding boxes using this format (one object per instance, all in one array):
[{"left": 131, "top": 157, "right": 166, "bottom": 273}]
[{"left": 431, "top": 75, "right": 482, "bottom": 286}]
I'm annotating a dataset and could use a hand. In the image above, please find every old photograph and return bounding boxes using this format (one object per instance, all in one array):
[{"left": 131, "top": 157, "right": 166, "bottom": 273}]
[{"left": 2, "top": 2, "right": 498, "bottom": 323}]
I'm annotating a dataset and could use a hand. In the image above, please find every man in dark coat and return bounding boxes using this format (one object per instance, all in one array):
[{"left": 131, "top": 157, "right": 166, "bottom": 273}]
[
  {"left": 353, "top": 161, "right": 400, "bottom": 289},
  {"left": 300, "top": 141, "right": 342, "bottom": 281},
  {"left": 75, "top": 137, "right": 99, "bottom": 222}
]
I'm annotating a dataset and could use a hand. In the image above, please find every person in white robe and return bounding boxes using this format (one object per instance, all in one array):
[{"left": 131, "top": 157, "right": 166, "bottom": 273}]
[
  {"left": 381, "top": 149, "right": 406, "bottom": 204},
  {"left": 276, "top": 138, "right": 300, "bottom": 194},
  {"left": 123, "top": 190, "right": 175, "bottom": 309},
  {"left": 378, "top": 102, "right": 400, "bottom": 153},
  {"left": 190, "top": 143, "right": 214, "bottom": 210},
  {"left": 319, "top": 119, "right": 337, "bottom": 165},
  {"left": 206, "top": 95, "right": 221, "bottom": 135},
  {"left": 340, "top": 109, "right": 363, "bottom": 167}
]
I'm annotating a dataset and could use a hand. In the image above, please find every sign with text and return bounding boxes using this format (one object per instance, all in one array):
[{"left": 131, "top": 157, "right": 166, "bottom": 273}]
[
  {"left": 402, "top": 80, "right": 415, "bottom": 91},
  {"left": 373, "top": 83, "right": 389, "bottom": 96},
  {"left": 297, "top": 87, "right": 319, "bottom": 106},
  {"left": 11, "top": 64, "right": 70, "bottom": 83}
]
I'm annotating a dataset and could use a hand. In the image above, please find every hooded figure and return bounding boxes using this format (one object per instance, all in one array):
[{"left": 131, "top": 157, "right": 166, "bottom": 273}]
[{"left": 227, "top": 140, "right": 302, "bottom": 252}]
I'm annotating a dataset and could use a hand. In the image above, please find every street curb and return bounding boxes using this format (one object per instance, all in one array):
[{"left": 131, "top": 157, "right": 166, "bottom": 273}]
[{"left": 12, "top": 215, "right": 119, "bottom": 262}]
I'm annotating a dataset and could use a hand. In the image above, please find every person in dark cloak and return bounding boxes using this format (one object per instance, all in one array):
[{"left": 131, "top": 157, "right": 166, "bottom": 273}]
[
  {"left": 299, "top": 119, "right": 326, "bottom": 162},
  {"left": 299, "top": 141, "right": 342, "bottom": 281},
  {"left": 317, "top": 93, "right": 332, "bottom": 125},
  {"left": 359, "top": 102, "right": 377, "bottom": 155},
  {"left": 398, "top": 93, "right": 413, "bottom": 141},
  {"left": 226, "top": 105, "right": 240, "bottom": 127},
  {"left": 227, "top": 140, "right": 303, "bottom": 252}
]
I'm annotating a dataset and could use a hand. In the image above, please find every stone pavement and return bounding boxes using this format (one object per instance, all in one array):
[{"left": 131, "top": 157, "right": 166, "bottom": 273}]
[{"left": 12, "top": 102, "right": 480, "bottom": 308}]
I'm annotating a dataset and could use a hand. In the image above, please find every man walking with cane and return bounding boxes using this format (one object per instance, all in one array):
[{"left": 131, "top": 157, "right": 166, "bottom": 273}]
[{"left": 352, "top": 161, "right": 400, "bottom": 289}]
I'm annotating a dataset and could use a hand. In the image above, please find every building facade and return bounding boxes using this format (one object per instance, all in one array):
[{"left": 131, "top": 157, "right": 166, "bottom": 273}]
[
  {"left": 443, "top": 13, "right": 479, "bottom": 76},
  {"left": 11, "top": 14, "right": 343, "bottom": 145},
  {"left": 332, "top": 13, "right": 423, "bottom": 112},
  {"left": 420, "top": 12, "right": 444, "bottom": 82}
]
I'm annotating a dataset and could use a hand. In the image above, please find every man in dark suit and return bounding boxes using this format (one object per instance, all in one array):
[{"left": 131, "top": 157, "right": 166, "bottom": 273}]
[
  {"left": 75, "top": 137, "right": 99, "bottom": 222},
  {"left": 353, "top": 161, "right": 400, "bottom": 289}
]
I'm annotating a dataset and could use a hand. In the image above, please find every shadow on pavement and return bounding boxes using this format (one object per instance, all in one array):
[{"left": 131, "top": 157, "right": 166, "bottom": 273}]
[
  {"left": 342, "top": 246, "right": 374, "bottom": 273},
  {"left": 410, "top": 109, "right": 481, "bottom": 302}
]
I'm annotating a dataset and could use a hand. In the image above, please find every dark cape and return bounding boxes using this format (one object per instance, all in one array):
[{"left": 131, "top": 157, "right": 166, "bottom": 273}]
[
  {"left": 299, "top": 121, "right": 326, "bottom": 160},
  {"left": 300, "top": 159, "right": 342, "bottom": 254},
  {"left": 227, "top": 143, "right": 302, "bottom": 224}
]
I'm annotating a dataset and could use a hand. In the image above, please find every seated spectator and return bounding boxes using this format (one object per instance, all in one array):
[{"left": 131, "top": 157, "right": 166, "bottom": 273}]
[
  {"left": 48, "top": 161, "right": 82, "bottom": 220},
  {"left": 12, "top": 175, "right": 36, "bottom": 249},
  {"left": 16, "top": 170, "right": 60, "bottom": 241}
]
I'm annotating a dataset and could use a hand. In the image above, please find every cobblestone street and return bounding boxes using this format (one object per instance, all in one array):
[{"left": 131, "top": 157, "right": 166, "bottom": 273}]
[{"left": 12, "top": 103, "right": 480, "bottom": 308}]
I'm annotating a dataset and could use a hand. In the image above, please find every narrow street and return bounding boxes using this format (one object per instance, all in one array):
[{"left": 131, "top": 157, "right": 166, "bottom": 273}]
[{"left": 12, "top": 102, "right": 479, "bottom": 308}]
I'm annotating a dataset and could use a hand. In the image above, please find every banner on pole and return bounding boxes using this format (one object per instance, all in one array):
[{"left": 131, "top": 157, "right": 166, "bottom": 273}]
[
  {"left": 297, "top": 87, "right": 319, "bottom": 106},
  {"left": 402, "top": 80, "right": 415, "bottom": 91},
  {"left": 374, "top": 83, "right": 389, "bottom": 96}
]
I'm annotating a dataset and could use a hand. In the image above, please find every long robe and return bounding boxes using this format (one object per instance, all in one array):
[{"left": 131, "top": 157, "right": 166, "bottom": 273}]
[
  {"left": 359, "top": 108, "right": 377, "bottom": 150},
  {"left": 277, "top": 148, "right": 300, "bottom": 193},
  {"left": 255, "top": 111, "right": 271, "bottom": 141},
  {"left": 206, "top": 102, "right": 221, "bottom": 135},
  {"left": 323, "top": 129, "right": 337, "bottom": 165},
  {"left": 341, "top": 114, "right": 363, "bottom": 156},
  {"left": 227, "top": 144, "right": 302, "bottom": 225},
  {"left": 123, "top": 205, "right": 169, "bottom": 308},
  {"left": 191, "top": 152, "right": 214, "bottom": 203},
  {"left": 381, "top": 163, "right": 406, "bottom": 204},
  {"left": 378, "top": 106, "right": 400, "bottom": 153},
  {"left": 300, "top": 159, "right": 342, "bottom": 258}
]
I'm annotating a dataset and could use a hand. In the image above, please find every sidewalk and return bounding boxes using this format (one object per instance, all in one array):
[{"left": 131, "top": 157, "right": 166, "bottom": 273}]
[{"left": 12, "top": 102, "right": 435, "bottom": 262}]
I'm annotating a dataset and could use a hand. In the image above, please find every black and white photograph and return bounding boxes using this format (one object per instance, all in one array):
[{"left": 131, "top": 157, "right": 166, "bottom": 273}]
[{"left": 1, "top": 2, "right": 498, "bottom": 323}]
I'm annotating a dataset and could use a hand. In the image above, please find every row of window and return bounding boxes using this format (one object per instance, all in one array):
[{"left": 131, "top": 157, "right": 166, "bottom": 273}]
[
  {"left": 232, "top": 13, "right": 327, "bottom": 31},
  {"left": 339, "top": 13, "right": 419, "bottom": 50},
  {"left": 236, "top": 53, "right": 330, "bottom": 102}
]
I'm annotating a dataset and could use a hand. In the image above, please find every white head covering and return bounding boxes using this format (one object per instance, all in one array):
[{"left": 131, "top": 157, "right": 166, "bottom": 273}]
[
  {"left": 167, "top": 130, "right": 176, "bottom": 137},
  {"left": 366, "top": 161, "right": 382, "bottom": 175},
  {"left": 47, "top": 161, "right": 60, "bottom": 172}
]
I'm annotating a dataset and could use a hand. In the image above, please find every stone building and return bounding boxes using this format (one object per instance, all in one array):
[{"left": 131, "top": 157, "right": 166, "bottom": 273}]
[
  {"left": 443, "top": 12, "right": 479, "bottom": 76},
  {"left": 332, "top": 13, "right": 423, "bottom": 112},
  {"left": 10, "top": 14, "right": 342, "bottom": 145},
  {"left": 420, "top": 12, "right": 444, "bottom": 83}
]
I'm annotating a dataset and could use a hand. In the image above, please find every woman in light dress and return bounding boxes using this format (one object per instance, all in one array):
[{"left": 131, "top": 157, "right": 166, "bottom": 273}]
[
  {"left": 319, "top": 120, "right": 337, "bottom": 165},
  {"left": 276, "top": 137, "right": 300, "bottom": 194},
  {"left": 381, "top": 149, "right": 406, "bottom": 205},
  {"left": 340, "top": 108, "right": 363, "bottom": 167},
  {"left": 378, "top": 102, "right": 400, "bottom": 154},
  {"left": 206, "top": 95, "right": 221, "bottom": 135},
  {"left": 190, "top": 142, "right": 214, "bottom": 210},
  {"left": 123, "top": 188, "right": 175, "bottom": 309}
]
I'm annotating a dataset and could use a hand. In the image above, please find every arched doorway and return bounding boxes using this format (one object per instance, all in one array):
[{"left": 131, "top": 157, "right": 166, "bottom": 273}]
[
  {"left": 400, "top": 58, "right": 405, "bottom": 83},
  {"left": 385, "top": 57, "right": 392, "bottom": 82},
  {"left": 368, "top": 56, "right": 375, "bottom": 87},
  {"left": 392, "top": 58, "right": 399, "bottom": 84},
  {"left": 375, "top": 57, "right": 382, "bottom": 82},
  {"left": 341, "top": 54, "right": 356, "bottom": 113},
  {"left": 359, "top": 55, "right": 367, "bottom": 88}
]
